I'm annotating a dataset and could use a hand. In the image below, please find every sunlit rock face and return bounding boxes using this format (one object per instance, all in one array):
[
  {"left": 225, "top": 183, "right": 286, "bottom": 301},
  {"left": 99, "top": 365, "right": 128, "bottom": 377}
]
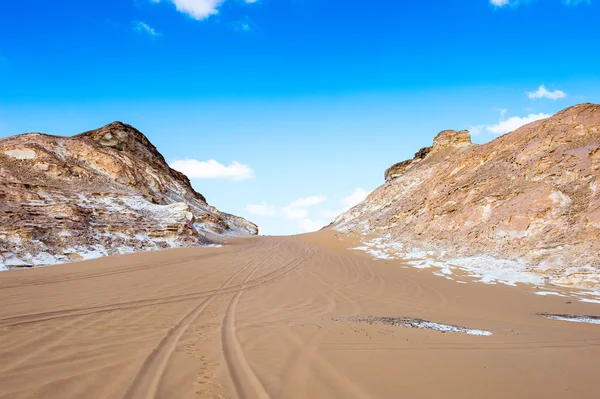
[
  {"left": 384, "top": 129, "right": 473, "bottom": 182},
  {"left": 0, "top": 122, "right": 257, "bottom": 268},
  {"left": 334, "top": 103, "right": 600, "bottom": 288}
]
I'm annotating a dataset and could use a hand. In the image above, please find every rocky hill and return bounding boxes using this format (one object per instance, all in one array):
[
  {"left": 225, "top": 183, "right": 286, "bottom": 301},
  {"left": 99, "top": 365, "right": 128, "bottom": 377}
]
[
  {"left": 0, "top": 122, "right": 257, "bottom": 269},
  {"left": 333, "top": 103, "right": 600, "bottom": 288}
]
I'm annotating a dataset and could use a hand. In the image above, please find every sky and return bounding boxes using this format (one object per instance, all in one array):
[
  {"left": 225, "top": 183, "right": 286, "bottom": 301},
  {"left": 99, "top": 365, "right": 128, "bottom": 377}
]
[{"left": 1, "top": 0, "right": 599, "bottom": 235}]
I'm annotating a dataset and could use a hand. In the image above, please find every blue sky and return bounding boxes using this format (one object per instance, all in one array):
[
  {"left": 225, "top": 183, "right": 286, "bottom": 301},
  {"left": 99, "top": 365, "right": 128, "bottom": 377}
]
[{"left": 1, "top": 0, "right": 599, "bottom": 235}]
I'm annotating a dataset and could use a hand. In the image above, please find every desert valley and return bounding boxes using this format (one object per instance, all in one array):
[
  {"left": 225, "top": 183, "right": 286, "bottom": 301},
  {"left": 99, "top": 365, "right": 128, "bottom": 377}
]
[{"left": 1, "top": 104, "right": 599, "bottom": 398}]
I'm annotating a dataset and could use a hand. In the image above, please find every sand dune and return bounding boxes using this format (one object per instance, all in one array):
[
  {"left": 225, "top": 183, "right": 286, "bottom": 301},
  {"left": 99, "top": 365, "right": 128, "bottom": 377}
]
[{"left": 1, "top": 231, "right": 599, "bottom": 399}]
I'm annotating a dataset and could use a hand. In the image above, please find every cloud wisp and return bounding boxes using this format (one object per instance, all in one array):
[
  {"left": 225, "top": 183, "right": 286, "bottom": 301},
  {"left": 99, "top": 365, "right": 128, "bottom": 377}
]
[
  {"left": 246, "top": 196, "right": 326, "bottom": 219},
  {"left": 150, "top": 0, "right": 223, "bottom": 20},
  {"left": 245, "top": 188, "right": 370, "bottom": 234},
  {"left": 527, "top": 85, "right": 567, "bottom": 100},
  {"left": 232, "top": 16, "right": 257, "bottom": 32},
  {"left": 150, "top": 0, "right": 259, "bottom": 21},
  {"left": 133, "top": 21, "right": 161, "bottom": 36},
  {"left": 490, "top": 0, "right": 589, "bottom": 8},
  {"left": 289, "top": 196, "right": 327, "bottom": 208},
  {"left": 282, "top": 207, "right": 309, "bottom": 220},
  {"left": 470, "top": 110, "right": 550, "bottom": 136},
  {"left": 487, "top": 113, "right": 550, "bottom": 135},
  {"left": 245, "top": 202, "right": 277, "bottom": 216},
  {"left": 298, "top": 219, "right": 325, "bottom": 233},
  {"left": 564, "top": 0, "right": 591, "bottom": 5},
  {"left": 170, "top": 159, "right": 254, "bottom": 180},
  {"left": 489, "top": 0, "right": 512, "bottom": 6},
  {"left": 341, "top": 188, "right": 369, "bottom": 209},
  {"left": 297, "top": 188, "right": 369, "bottom": 232},
  {"left": 245, "top": 195, "right": 327, "bottom": 233}
]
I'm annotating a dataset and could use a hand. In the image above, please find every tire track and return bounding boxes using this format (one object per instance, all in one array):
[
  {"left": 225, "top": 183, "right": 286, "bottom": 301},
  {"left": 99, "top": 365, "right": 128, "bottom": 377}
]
[
  {"left": 122, "top": 240, "right": 281, "bottom": 399},
  {"left": 0, "top": 242, "right": 307, "bottom": 329},
  {"left": 278, "top": 269, "right": 338, "bottom": 399},
  {"left": 283, "top": 330, "right": 373, "bottom": 399},
  {"left": 279, "top": 328, "right": 324, "bottom": 399},
  {"left": 222, "top": 238, "right": 316, "bottom": 399}
]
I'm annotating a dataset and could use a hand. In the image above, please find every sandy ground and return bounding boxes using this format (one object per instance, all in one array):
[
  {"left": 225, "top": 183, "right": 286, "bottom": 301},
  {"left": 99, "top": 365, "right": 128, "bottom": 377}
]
[{"left": 1, "top": 231, "right": 599, "bottom": 399}]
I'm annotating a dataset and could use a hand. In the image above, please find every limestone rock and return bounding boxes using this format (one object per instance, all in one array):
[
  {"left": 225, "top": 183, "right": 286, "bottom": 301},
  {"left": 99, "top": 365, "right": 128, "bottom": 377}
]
[
  {"left": 0, "top": 122, "right": 257, "bottom": 268},
  {"left": 384, "top": 130, "right": 474, "bottom": 182},
  {"left": 334, "top": 103, "right": 600, "bottom": 288},
  {"left": 432, "top": 129, "right": 472, "bottom": 150}
]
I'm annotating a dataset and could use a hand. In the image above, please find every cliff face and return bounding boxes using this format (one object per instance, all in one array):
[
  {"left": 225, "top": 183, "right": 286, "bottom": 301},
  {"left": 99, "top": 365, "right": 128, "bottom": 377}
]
[
  {"left": 0, "top": 122, "right": 257, "bottom": 269},
  {"left": 334, "top": 103, "right": 600, "bottom": 288}
]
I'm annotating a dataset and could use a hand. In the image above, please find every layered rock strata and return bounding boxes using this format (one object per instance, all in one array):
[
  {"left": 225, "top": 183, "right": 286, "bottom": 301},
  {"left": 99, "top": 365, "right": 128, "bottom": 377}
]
[
  {"left": 334, "top": 103, "right": 600, "bottom": 288},
  {"left": 0, "top": 122, "right": 257, "bottom": 268}
]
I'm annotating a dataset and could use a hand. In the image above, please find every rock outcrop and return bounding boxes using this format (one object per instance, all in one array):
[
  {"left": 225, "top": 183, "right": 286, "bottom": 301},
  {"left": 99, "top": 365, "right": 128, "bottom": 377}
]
[
  {"left": 0, "top": 122, "right": 257, "bottom": 269},
  {"left": 384, "top": 129, "right": 473, "bottom": 182},
  {"left": 334, "top": 103, "right": 600, "bottom": 288}
]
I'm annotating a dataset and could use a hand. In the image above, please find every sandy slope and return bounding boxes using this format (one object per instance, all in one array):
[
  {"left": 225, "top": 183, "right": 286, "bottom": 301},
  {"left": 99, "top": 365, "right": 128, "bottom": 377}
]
[{"left": 1, "top": 232, "right": 599, "bottom": 399}]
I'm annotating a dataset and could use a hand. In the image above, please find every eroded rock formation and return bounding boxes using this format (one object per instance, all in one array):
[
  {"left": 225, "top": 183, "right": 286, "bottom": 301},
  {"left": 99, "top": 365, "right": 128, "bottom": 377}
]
[
  {"left": 334, "top": 103, "right": 600, "bottom": 288},
  {"left": 0, "top": 122, "right": 257, "bottom": 268}
]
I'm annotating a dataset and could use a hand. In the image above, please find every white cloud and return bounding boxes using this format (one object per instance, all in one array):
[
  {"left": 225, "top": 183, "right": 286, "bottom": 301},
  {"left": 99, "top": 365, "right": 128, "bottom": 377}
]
[
  {"left": 319, "top": 188, "right": 370, "bottom": 222},
  {"left": 298, "top": 218, "right": 326, "bottom": 233},
  {"left": 282, "top": 195, "right": 326, "bottom": 220},
  {"left": 155, "top": 0, "right": 224, "bottom": 20},
  {"left": 487, "top": 113, "right": 550, "bottom": 135},
  {"left": 170, "top": 159, "right": 254, "bottom": 180},
  {"left": 243, "top": 190, "right": 366, "bottom": 235},
  {"left": 133, "top": 21, "right": 160, "bottom": 36},
  {"left": 289, "top": 196, "right": 327, "bottom": 208},
  {"left": 150, "top": 0, "right": 260, "bottom": 21},
  {"left": 469, "top": 124, "right": 487, "bottom": 136},
  {"left": 491, "top": 0, "right": 588, "bottom": 9},
  {"left": 342, "top": 188, "right": 369, "bottom": 209},
  {"left": 232, "top": 16, "right": 256, "bottom": 32},
  {"left": 469, "top": 108, "right": 551, "bottom": 136},
  {"left": 282, "top": 207, "right": 309, "bottom": 220},
  {"left": 244, "top": 194, "right": 326, "bottom": 224},
  {"left": 526, "top": 85, "right": 567, "bottom": 100},
  {"left": 237, "top": 22, "right": 251, "bottom": 31},
  {"left": 246, "top": 202, "right": 277, "bottom": 216}
]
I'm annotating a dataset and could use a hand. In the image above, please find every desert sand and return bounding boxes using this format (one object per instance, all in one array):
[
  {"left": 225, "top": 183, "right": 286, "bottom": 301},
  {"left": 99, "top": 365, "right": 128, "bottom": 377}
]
[{"left": 1, "top": 231, "right": 599, "bottom": 399}]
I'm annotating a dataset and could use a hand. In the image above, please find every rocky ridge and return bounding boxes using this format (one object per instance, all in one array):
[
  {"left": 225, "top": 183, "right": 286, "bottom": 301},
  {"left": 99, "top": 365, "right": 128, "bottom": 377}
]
[
  {"left": 334, "top": 103, "right": 600, "bottom": 288},
  {"left": 0, "top": 122, "right": 257, "bottom": 269}
]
